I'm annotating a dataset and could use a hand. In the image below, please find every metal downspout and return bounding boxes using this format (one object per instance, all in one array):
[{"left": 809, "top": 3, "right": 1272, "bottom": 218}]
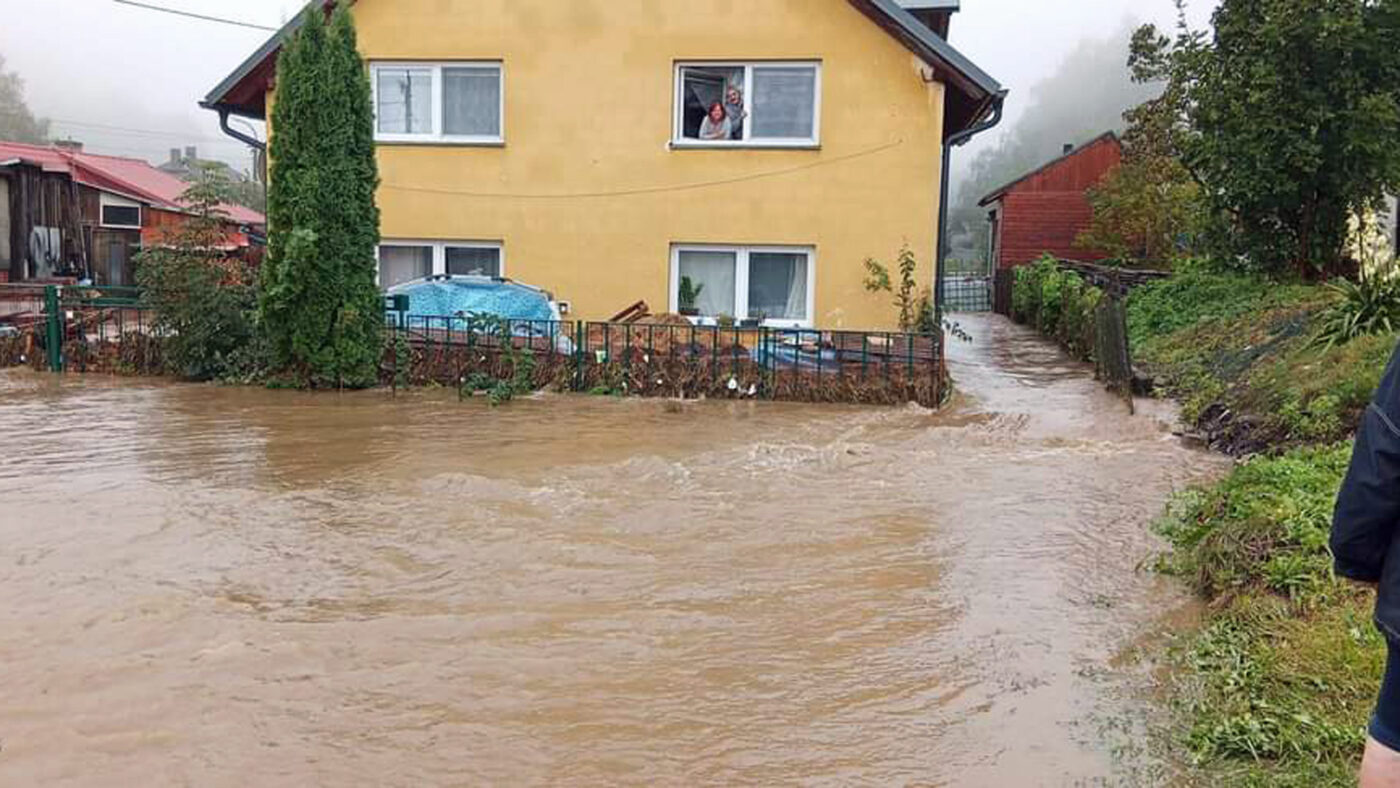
[
  {"left": 935, "top": 93, "right": 1007, "bottom": 328},
  {"left": 215, "top": 109, "right": 267, "bottom": 153}
]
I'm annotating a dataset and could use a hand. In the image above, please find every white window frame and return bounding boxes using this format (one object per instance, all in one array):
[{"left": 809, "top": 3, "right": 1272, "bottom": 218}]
[
  {"left": 377, "top": 240, "right": 505, "bottom": 287},
  {"left": 370, "top": 61, "right": 505, "bottom": 145},
  {"left": 98, "top": 193, "right": 142, "bottom": 230},
  {"left": 668, "top": 244, "right": 816, "bottom": 329},
  {"left": 671, "top": 61, "right": 822, "bottom": 149}
]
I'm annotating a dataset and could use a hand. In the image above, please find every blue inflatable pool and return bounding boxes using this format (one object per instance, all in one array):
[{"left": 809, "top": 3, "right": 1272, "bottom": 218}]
[{"left": 386, "top": 275, "right": 559, "bottom": 322}]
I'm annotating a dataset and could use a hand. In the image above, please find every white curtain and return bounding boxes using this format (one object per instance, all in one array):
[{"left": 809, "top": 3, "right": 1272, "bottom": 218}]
[
  {"left": 748, "top": 253, "right": 807, "bottom": 321},
  {"left": 446, "top": 246, "right": 501, "bottom": 277},
  {"left": 377, "top": 68, "right": 432, "bottom": 134},
  {"left": 752, "top": 66, "right": 816, "bottom": 139},
  {"left": 678, "top": 250, "right": 736, "bottom": 317},
  {"left": 380, "top": 245, "right": 432, "bottom": 288},
  {"left": 443, "top": 67, "right": 501, "bottom": 137}
]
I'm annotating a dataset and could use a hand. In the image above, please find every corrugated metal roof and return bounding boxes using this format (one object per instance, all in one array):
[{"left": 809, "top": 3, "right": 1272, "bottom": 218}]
[{"left": 0, "top": 140, "right": 265, "bottom": 226}]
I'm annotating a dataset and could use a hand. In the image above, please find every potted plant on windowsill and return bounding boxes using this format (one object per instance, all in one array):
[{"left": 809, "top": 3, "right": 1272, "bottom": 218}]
[{"left": 678, "top": 276, "right": 704, "bottom": 317}]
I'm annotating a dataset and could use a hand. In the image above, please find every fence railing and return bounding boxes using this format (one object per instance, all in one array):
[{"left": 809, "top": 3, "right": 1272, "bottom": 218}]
[
  {"left": 384, "top": 313, "right": 947, "bottom": 407},
  {"left": 0, "top": 284, "right": 162, "bottom": 373},
  {"left": 943, "top": 275, "right": 993, "bottom": 313},
  {"left": 1, "top": 288, "right": 946, "bottom": 407}
]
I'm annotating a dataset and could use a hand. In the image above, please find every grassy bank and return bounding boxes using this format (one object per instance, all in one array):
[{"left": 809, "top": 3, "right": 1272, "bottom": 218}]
[
  {"left": 1129, "top": 269, "right": 1396, "bottom": 784},
  {"left": 1130, "top": 270, "right": 1392, "bottom": 453}
]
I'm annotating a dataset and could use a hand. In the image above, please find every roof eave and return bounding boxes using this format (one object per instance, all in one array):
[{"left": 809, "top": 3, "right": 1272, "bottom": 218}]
[{"left": 201, "top": 4, "right": 317, "bottom": 120}]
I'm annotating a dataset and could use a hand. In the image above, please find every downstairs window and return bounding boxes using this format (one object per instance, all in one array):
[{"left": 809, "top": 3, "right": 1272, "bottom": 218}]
[{"left": 670, "top": 245, "right": 814, "bottom": 327}]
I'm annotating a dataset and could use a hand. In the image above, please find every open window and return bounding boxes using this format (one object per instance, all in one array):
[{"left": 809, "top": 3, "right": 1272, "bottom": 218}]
[
  {"left": 670, "top": 245, "right": 814, "bottom": 327},
  {"left": 372, "top": 62, "right": 503, "bottom": 144},
  {"left": 378, "top": 241, "right": 503, "bottom": 288},
  {"left": 674, "top": 62, "right": 820, "bottom": 147}
]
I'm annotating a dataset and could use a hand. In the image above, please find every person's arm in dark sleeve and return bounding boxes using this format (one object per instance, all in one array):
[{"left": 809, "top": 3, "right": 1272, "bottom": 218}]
[{"left": 1333, "top": 345, "right": 1400, "bottom": 582}]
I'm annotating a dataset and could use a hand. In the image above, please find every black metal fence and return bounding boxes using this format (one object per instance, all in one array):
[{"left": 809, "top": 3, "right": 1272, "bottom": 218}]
[
  {"left": 1, "top": 287, "right": 948, "bottom": 408},
  {"left": 943, "top": 275, "right": 993, "bottom": 313},
  {"left": 384, "top": 313, "right": 947, "bottom": 407}
]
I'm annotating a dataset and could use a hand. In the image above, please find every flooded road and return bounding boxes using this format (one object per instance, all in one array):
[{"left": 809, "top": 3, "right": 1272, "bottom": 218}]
[{"left": 0, "top": 314, "right": 1225, "bottom": 786}]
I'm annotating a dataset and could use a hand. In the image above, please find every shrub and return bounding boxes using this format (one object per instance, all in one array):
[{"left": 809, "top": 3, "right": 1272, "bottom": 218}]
[
  {"left": 1315, "top": 275, "right": 1400, "bottom": 349},
  {"left": 135, "top": 166, "right": 262, "bottom": 382},
  {"left": 260, "top": 3, "right": 383, "bottom": 388}
]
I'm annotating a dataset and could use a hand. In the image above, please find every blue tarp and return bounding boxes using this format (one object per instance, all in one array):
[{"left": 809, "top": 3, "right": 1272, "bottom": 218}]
[{"left": 387, "top": 276, "right": 557, "bottom": 322}]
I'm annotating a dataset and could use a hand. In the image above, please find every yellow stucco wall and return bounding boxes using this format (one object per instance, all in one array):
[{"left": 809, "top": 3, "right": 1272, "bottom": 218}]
[{"left": 349, "top": 0, "right": 947, "bottom": 329}]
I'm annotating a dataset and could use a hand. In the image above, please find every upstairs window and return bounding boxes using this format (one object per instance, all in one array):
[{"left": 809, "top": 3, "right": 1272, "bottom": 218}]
[
  {"left": 674, "top": 62, "right": 820, "bottom": 147},
  {"left": 99, "top": 194, "right": 142, "bottom": 229},
  {"left": 372, "top": 62, "right": 503, "bottom": 144}
]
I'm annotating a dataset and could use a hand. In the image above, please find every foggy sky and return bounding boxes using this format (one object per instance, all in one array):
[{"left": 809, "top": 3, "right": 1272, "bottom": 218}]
[{"left": 0, "top": 0, "right": 1218, "bottom": 181}]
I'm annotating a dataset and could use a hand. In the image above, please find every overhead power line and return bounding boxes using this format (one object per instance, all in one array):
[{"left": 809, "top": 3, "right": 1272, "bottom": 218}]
[
  {"left": 111, "top": 0, "right": 277, "bottom": 32},
  {"left": 48, "top": 117, "right": 257, "bottom": 146},
  {"left": 381, "top": 140, "right": 906, "bottom": 201}
]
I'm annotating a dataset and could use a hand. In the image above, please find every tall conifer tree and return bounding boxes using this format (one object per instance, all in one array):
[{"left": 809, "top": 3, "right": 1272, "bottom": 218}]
[{"left": 260, "top": 2, "right": 381, "bottom": 387}]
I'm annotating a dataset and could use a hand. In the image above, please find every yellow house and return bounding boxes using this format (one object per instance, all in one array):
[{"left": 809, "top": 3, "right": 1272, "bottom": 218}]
[{"left": 203, "top": 0, "right": 1004, "bottom": 330}]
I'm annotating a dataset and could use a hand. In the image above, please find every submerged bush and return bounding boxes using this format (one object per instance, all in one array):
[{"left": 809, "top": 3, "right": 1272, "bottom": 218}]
[{"left": 1010, "top": 255, "right": 1104, "bottom": 363}]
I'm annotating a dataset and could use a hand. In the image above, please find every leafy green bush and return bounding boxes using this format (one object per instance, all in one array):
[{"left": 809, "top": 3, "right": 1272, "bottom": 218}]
[
  {"left": 1011, "top": 255, "right": 1059, "bottom": 326},
  {"left": 1009, "top": 256, "right": 1105, "bottom": 362},
  {"left": 1315, "top": 276, "right": 1400, "bottom": 349},
  {"left": 135, "top": 166, "right": 262, "bottom": 382},
  {"left": 1037, "top": 266, "right": 1070, "bottom": 335}
]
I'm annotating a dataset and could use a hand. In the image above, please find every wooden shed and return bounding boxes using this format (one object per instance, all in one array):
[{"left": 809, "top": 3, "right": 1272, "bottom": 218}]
[{"left": 978, "top": 132, "right": 1122, "bottom": 270}]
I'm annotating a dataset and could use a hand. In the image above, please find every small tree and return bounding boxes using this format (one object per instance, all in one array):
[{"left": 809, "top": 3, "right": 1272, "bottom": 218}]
[
  {"left": 260, "top": 2, "right": 382, "bottom": 388},
  {"left": 1076, "top": 68, "right": 1205, "bottom": 266},
  {"left": 864, "top": 244, "right": 931, "bottom": 332},
  {"left": 136, "top": 164, "right": 258, "bottom": 381}
]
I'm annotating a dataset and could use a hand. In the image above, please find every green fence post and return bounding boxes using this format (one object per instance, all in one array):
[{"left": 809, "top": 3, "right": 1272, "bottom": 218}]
[{"left": 44, "top": 285, "right": 63, "bottom": 373}]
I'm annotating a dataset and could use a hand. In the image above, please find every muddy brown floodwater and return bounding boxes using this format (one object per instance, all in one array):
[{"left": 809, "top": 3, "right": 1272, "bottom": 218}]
[{"left": 0, "top": 314, "right": 1227, "bottom": 786}]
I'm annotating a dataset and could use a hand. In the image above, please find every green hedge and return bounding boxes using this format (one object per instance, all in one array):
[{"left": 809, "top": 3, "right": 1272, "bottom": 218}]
[{"left": 1010, "top": 255, "right": 1105, "bottom": 363}]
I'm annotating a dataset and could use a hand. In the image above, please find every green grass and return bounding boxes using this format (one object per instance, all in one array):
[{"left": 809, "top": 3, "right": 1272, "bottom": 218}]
[
  {"left": 1130, "top": 273, "right": 1392, "bottom": 445},
  {"left": 1131, "top": 271, "right": 1400, "bottom": 784},
  {"left": 1156, "top": 447, "right": 1386, "bottom": 785}
]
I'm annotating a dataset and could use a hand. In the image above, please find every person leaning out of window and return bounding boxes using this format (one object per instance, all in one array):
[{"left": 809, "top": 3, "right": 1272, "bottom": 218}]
[{"left": 699, "top": 102, "right": 731, "bottom": 141}]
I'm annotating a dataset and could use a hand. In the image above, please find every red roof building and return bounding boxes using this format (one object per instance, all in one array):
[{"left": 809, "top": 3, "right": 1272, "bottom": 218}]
[
  {"left": 0, "top": 140, "right": 264, "bottom": 285},
  {"left": 978, "top": 132, "right": 1122, "bottom": 270}
]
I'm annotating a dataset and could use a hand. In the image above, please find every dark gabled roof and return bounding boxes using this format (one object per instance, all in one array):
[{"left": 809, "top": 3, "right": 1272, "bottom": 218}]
[
  {"left": 978, "top": 131, "right": 1121, "bottom": 207},
  {"left": 202, "top": 0, "right": 1004, "bottom": 137}
]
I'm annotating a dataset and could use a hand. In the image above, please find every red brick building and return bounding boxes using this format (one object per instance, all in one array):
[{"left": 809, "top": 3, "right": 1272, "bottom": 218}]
[{"left": 978, "top": 132, "right": 1122, "bottom": 270}]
